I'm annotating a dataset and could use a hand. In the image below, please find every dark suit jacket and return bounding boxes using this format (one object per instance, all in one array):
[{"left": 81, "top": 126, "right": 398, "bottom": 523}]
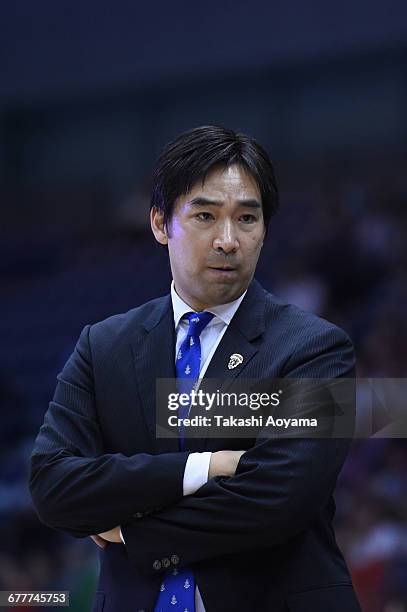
[{"left": 29, "top": 279, "right": 361, "bottom": 612}]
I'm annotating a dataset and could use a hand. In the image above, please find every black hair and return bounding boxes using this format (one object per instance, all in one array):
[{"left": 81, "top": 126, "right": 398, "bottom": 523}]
[{"left": 150, "top": 125, "right": 279, "bottom": 232}]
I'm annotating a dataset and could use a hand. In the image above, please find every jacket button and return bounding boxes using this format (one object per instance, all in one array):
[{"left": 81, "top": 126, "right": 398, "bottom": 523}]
[
  {"left": 153, "top": 560, "right": 162, "bottom": 570},
  {"left": 133, "top": 512, "right": 143, "bottom": 518},
  {"left": 170, "top": 554, "right": 180, "bottom": 565},
  {"left": 162, "top": 557, "right": 170, "bottom": 568}
]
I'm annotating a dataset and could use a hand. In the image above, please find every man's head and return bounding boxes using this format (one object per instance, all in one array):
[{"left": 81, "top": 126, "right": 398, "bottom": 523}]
[{"left": 150, "top": 125, "right": 279, "bottom": 310}]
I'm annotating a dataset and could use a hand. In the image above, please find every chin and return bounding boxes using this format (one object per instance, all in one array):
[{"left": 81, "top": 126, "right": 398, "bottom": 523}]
[{"left": 208, "top": 284, "right": 241, "bottom": 303}]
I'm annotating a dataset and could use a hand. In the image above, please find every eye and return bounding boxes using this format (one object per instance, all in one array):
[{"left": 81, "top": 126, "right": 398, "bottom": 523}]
[
  {"left": 196, "top": 212, "right": 214, "bottom": 221},
  {"left": 240, "top": 214, "right": 256, "bottom": 224}
]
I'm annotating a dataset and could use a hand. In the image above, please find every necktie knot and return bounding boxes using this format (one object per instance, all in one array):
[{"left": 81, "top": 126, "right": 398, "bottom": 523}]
[{"left": 184, "top": 311, "right": 214, "bottom": 338}]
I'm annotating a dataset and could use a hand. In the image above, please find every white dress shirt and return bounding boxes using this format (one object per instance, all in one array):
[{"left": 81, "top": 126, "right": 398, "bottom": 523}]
[
  {"left": 121, "top": 282, "right": 246, "bottom": 612},
  {"left": 171, "top": 281, "right": 246, "bottom": 612}
]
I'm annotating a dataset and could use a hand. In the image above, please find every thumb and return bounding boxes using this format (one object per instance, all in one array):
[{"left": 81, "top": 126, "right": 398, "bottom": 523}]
[{"left": 91, "top": 535, "right": 107, "bottom": 549}]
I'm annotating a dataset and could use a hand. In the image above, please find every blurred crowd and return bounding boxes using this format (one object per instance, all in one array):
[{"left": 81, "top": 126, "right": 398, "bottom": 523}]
[{"left": 1, "top": 152, "right": 406, "bottom": 611}]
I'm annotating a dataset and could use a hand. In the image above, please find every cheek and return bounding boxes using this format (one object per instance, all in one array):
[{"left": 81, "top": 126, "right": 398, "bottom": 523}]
[
  {"left": 172, "top": 241, "right": 199, "bottom": 271},
  {"left": 243, "top": 234, "right": 263, "bottom": 256}
]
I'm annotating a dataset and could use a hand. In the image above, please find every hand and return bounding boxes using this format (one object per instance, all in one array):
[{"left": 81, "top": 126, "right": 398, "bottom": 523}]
[
  {"left": 208, "top": 450, "right": 245, "bottom": 479},
  {"left": 91, "top": 526, "right": 122, "bottom": 549}
]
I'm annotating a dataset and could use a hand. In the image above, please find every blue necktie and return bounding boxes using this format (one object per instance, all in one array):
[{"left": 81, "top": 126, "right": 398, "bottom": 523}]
[{"left": 153, "top": 311, "right": 214, "bottom": 612}]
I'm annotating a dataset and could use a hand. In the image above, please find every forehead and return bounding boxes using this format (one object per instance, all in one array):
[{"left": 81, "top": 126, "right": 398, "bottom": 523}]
[{"left": 185, "top": 164, "right": 261, "bottom": 201}]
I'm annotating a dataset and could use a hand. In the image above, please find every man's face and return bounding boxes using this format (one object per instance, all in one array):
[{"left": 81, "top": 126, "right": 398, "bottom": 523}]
[{"left": 151, "top": 164, "right": 266, "bottom": 310}]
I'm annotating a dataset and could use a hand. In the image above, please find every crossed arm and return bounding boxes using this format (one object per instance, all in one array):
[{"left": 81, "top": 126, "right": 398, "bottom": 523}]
[
  {"left": 29, "top": 323, "right": 355, "bottom": 571},
  {"left": 92, "top": 449, "right": 244, "bottom": 548}
]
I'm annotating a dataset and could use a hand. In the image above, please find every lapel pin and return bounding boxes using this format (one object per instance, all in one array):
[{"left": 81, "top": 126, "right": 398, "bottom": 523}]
[{"left": 228, "top": 353, "right": 244, "bottom": 370}]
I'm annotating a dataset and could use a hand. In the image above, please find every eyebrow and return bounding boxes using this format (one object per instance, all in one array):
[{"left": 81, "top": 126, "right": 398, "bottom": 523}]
[{"left": 187, "top": 196, "right": 262, "bottom": 209}]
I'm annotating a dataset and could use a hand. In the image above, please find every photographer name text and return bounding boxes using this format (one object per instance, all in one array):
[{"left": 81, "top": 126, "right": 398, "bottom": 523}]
[{"left": 168, "top": 415, "right": 318, "bottom": 428}]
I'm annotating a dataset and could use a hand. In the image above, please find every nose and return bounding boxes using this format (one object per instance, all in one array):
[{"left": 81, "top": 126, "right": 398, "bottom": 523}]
[{"left": 213, "top": 219, "right": 239, "bottom": 253}]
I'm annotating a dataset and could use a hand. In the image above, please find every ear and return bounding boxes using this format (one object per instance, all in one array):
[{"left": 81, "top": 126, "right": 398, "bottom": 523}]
[
  {"left": 150, "top": 207, "right": 168, "bottom": 245},
  {"left": 262, "top": 219, "right": 267, "bottom": 243}
]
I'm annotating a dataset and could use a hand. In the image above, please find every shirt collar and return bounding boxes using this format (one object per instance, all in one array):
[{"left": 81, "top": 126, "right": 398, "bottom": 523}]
[{"left": 171, "top": 280, "right": 247, "bottom": 329}]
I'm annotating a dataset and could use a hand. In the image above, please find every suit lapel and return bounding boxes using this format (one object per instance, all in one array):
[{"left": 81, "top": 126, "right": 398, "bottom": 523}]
[
  {"left": 204, "top": 278, "right": 266, "bottom": 383},
  {"left": 132, "top": 294, "right": 179, "bottom": 452}
]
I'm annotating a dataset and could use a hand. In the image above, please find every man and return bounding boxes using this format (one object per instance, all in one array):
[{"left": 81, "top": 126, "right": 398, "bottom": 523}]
[{"left": 29, "top": 125, "right": 361, "bottom": 611}]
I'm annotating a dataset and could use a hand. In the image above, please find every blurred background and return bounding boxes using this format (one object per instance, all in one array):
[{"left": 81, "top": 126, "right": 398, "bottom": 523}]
[{"left": 1, "top": 1, "right": 407, "bottom": 610}]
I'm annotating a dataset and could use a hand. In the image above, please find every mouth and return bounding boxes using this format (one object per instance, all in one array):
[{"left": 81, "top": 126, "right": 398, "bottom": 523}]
[{"left": 208, "top": 266, "right": 238, "bottom": 277}]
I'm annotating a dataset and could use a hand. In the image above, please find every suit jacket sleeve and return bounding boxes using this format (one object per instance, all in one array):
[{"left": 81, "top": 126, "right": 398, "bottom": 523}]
[
  {"left": 121, "top": 324, "right": 356, "bottom": 574},
  {"left": 29, "top": 325, "right": 190, "bottom": 538}
]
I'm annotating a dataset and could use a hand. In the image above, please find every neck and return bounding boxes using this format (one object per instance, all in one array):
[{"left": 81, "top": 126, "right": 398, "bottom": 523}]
[{"left": 173, "top": 284, "right": 247, "bottom": 312}]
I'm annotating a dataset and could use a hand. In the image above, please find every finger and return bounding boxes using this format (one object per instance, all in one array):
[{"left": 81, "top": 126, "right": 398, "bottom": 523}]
[{"left": 91, "top": 535, "right": 106, "bottom": 549}]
